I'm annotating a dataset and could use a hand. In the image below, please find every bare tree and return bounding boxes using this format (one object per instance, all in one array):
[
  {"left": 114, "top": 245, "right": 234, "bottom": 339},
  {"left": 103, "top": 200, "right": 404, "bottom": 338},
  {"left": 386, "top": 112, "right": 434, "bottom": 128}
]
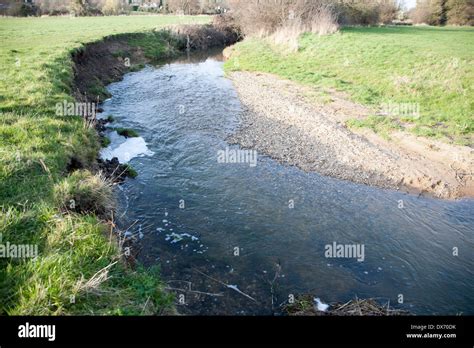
[
  {"left": 227, "top": 0, "right": 339, "bottom": 36},
  {"left": 446, "top": 0, "right": 474, "bottom": 25},
  {"left": 166, "top": 0, "right": 200, "bottom": 14}
]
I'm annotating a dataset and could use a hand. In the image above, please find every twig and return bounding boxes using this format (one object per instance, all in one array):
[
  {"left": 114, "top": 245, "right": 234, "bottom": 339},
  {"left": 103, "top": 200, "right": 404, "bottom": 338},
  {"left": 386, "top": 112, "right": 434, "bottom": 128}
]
[
  {"left": 335, "top": 299, "right": 352, "bottom": 311},
  {"left": 141, "top": 296, "right": 151, "bottom": 315},
  {"left": 268, "top": 261, "right": 282, "bottom": 310},
  {"left": 226, "top": 285, "right": 258, "bottom": 302},
  {"left": 165, "top": 280, "right": 224, "bottom": 297},
  {"left": 38, "top": 159, "right": 52, "bottom": 180},
  {"left": 193, "top": 268, "right": 258, "bottom": 303},
  {"left": 165, "top": 287, "right": 224, "bottom": 297}
]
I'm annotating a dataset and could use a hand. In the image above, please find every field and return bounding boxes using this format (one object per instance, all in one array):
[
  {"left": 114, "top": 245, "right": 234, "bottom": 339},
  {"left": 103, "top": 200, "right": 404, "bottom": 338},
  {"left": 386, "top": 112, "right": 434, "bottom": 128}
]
[
  {"left": 225, "top": 26, "right": 474, "bottom": 144},
  {"left": 0, "top": 15, "right": 209, "bottom": 315}
]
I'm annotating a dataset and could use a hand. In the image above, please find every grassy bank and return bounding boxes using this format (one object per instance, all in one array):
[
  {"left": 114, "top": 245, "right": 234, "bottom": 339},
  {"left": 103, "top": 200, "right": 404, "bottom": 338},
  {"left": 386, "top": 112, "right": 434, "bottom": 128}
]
[
  {"left": 225, "top": 26, "right": 473, "bottom": 145},
  {"left": 0, "top": 15, "right": 209, "bottom": 315}
]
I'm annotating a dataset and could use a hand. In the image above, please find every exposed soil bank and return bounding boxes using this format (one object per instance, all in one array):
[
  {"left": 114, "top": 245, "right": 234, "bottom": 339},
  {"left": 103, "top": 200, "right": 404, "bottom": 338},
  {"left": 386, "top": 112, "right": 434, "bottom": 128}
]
[{"left": 228, "top": 71, "right": 474, "bottom": 200}]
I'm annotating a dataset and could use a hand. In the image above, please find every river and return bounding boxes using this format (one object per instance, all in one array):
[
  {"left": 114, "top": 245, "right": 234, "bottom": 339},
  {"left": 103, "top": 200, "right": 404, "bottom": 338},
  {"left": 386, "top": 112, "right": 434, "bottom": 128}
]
[{"left": 100, "top": 50, "right": 474, "bottom": 316}]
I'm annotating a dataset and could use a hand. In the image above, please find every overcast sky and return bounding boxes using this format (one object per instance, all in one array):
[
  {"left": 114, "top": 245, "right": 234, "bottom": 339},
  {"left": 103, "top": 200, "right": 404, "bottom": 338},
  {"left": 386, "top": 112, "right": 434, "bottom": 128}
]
[{"left": 402, "top": 0, "right": 417, "bottom": 10}]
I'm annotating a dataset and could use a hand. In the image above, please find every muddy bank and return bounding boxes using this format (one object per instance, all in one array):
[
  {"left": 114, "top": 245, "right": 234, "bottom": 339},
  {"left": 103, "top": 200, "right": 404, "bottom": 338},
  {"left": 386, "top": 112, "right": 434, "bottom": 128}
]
[{"left": 228, "top": 71, "right": 474, "bottom": 200}]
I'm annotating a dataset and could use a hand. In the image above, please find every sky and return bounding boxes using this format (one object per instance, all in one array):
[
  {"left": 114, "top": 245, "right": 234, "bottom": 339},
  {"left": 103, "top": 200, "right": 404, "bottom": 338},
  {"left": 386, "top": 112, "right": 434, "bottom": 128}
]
[{"left": 402, "top": 0, "right": 417, "bottom": 10}]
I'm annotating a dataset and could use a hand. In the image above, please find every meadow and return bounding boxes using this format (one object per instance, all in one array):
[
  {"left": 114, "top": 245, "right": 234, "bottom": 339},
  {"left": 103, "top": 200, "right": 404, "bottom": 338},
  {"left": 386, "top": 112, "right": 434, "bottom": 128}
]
[
  {"left": 225, "top": 26, "right": 474, "bottom": 144},
  {"left": 0, "top": 15, "right": 208, "bottom": 315}
]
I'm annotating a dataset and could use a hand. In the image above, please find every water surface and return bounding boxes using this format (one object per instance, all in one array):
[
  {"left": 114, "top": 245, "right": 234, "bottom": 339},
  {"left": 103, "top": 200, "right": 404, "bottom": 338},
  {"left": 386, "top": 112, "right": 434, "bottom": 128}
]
[{"left": 102, "top": 51, "right": 474, "bottom": 315}]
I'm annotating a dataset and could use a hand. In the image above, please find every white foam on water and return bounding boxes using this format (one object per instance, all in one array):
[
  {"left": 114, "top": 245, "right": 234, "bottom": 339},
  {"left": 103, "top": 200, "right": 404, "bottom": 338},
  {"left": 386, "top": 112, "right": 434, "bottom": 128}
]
[
  {"left": 314, "top": 298, "right": 329, "bottom": 312},
  {"left": 100, "top": 131, "right": 154, "bottom": 163}
]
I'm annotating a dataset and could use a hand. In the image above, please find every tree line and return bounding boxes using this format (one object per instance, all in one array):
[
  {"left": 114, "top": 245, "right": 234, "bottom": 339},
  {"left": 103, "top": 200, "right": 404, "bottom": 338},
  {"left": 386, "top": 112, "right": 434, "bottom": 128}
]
[
  {"left": 1, "top": 0, "right": 472, "bottom": 27},
  {"left": 0, "top": 0, "right": 230, "bottom": 16},
  {"left": 409, "top": 0, "right": 473, "bottom": 26}
]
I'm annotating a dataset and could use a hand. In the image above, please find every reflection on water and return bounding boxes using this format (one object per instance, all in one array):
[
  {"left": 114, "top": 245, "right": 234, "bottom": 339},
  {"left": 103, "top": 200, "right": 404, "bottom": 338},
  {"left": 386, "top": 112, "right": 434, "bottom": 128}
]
[{"left": 103, "top": 51, "right": 474, "bottom": 315}]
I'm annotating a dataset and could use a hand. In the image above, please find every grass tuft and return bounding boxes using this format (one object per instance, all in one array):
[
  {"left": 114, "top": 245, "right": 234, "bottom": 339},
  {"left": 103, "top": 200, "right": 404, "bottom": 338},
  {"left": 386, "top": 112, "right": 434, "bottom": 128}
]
[
  {"left": 54, "top": 170, "right": 115, "bottom": 218},
  {"left": 115, "top": 128, "right": 140, "bottom": 138},
  {"left": 101, "top": 136, "right": 111, "bottom": 147},
  {"left": 124, "top": 164, "right": 138, "bottom": 179}
]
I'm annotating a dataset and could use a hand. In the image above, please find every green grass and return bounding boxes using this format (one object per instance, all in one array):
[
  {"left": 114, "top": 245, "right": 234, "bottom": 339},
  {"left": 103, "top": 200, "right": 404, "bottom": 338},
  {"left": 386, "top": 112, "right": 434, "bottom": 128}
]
[
  {"left": 115, "top": 128, "right": 140, "bottom": 138},
  {"left": 225, "top": 26, "right": 474, "bottom": 145},
  {"left": 128, "top": 29, "right": 187, "bottom": 60},
  {"left": 0, "top": 15, "right": 209, "bottom": 315},
  {"left": 87, "top": 78, "right": 112, "bottom": 101},
  {"left": 101, "top": 136, "right": 111, "bottom": 147},
  {"left": 124, "top": 164, "right": 138, "bottom": 179}
]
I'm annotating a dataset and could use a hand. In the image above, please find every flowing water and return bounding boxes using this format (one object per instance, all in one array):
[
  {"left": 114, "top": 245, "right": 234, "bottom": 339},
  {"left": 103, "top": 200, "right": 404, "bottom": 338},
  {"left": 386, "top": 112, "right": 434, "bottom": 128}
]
[{"left": 101, "top": 50, "right": 474, "bottom": 315}]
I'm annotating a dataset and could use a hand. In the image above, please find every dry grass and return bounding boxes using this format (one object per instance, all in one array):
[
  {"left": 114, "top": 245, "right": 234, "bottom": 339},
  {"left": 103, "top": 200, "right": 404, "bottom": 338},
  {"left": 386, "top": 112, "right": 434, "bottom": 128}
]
[
  {"left": 229, "top": 0, "right": 339, "bottom": 42},
  {"left": 227, "top": 0, "right": 340, "bottom": 52},
  {"left": 227, "top": 0, "right": 400, "bottom": 46},
  {"left": 54, "top": 170, "right": 115, "bottom": 218},
  {"left": 74, "top": 261, "right": 118, "bottom": 296},
  {"left": 270, "top": 3, "right": 339, "bottom": 51},
  {"left": 285, "top": 295, "right": 411, "bottom": 316},
  {"left": 270, "top": 20, "right": 307, "bottom": 52},
  {"left": 311, "top": 4, "right": 340, "bottom": 35}
]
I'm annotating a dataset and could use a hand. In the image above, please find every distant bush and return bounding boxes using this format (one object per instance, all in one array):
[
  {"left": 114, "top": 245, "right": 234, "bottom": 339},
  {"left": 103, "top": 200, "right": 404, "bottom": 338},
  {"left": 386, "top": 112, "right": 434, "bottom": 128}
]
[
  {"left": 378, "top": 0, "right": 400, "bottom": 24},
  {"left": 165, "top": 0, "right": 230, "bottom": 15},
  {"left": 100, "top": 0, "right": 130, "bottom": 15},
  {"left": 446, "top": 0, "right": 474, "bottom": 26},
  {"left": 69, "top": 0, "right": 87, "bottom": 16},
  {"left": 430, "top": 0, "right": 448, "bottom": 25},
  {"left": 225, "top": 0, "right": 401, "bottom": 51},
  {"left": 409, "top": 1, "right": 433, "bottom": 24},
  {"left": 5, "top": 0, "right": 130, "bottom": 16},
  {"left": 166, "top": 0, "right": 201, "bottom": 15},
  {"left": 213, "top": 13, "right": 243, "bottom": 41},
  {"left": 172, "top": 21, "right": 241, "bottom": 50},
  {"left": 410, "top": 0, "right": 473, "bottom": 26},
  {"left": 227, "top": 0, "right": 339, "bottom": 37},
  {"left": 36, "top": 0, "right": 70, "bottom": 16},
  {"left": 337, "top": 0, "right": 399, "bottom": 25},
  {"left": 227, "top": 0, "right": 401, "bottom": 38},
  {"left": 6, "top": 2, "right": 39, "bottom": 17}
]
